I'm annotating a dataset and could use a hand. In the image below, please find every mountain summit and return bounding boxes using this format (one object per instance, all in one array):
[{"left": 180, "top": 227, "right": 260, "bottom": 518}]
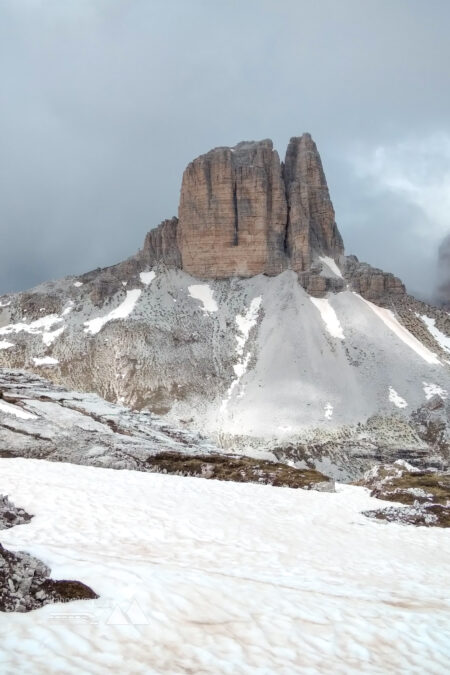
[
  {"left": 177, "top": 134, "right": 343, "bottom": 278},
  {"left": 0, "top": 134, "right": 449, "bottom": 478},
  {"left": 140, "top": 135, "right": 403, "bottom": 300}
]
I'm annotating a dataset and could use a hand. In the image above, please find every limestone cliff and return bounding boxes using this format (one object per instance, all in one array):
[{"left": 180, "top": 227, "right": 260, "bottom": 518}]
[
  {"left": 177, "top": 140, "right": 288, "bottom": 278},
  {"left": 284, "top": 134, "right": 344, "bottom": 272},
  {"left": 176, "top": 134, "right": 343, "bottom": 278},
  {"left": 134, "top": 133, "right": 403, "bottom": 303}
]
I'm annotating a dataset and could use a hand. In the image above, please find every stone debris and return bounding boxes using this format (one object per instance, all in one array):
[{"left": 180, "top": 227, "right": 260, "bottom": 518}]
[{"left": 0, "top": 495, "right": 97, "bottom": 612}]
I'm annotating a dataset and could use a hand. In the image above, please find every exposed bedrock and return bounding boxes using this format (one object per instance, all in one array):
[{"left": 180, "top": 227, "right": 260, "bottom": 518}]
[
  {"left": 177, "top": 134, "right": 345, "bottom": 279},
  {"left": 131, "top": 133, "right": 404, "bottom": 302}
]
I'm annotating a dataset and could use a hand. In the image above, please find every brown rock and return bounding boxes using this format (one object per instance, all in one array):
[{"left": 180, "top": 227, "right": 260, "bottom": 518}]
[
  {"left": 284, "top": 134, "right": 344, "bottom": 272},
  {"left": 140, "top": 217, "right": 181, "bottom": 269},
  {"left": 177, "top": 140, "right": 288, "bottom": 278},
  {"left": 342, "top": 256, "right": 405, "bottom": 303}
]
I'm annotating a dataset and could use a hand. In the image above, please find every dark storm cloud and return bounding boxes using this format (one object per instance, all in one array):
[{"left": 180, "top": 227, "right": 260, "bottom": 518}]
[{"left": 1, "top": 0, "right": 449, "bottom": 296}]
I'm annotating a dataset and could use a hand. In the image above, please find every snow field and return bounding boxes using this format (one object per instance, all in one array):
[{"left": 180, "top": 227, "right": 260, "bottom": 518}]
[
  {"left": 389, "top": 386, "right": 408, "bottom": 409},
  {"left": 0, "top": 458, "right": 449, "bottom": 674},
  {"left": 0, "top": 400, "right": 38, "bottom": 420},
  {"left": 32, "top": 356, "right": 59, "bottom": 366}
]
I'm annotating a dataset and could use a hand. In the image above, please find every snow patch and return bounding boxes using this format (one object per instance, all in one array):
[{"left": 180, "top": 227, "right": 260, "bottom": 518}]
[
  {"left": 42, "top": 326, "right": 65, "bottom": 347},
  {"left": 32, "top": 356, "right": 59, "bottom": 366},
  {"left": 389, "top": 386, "right": 408, "bottom": 409},
  {"left": 0, "top": 340, "right": 14, "bottom": 350},
  {"left": 73, "top": 281, "right": 83, "bottom": 287},
  {"left": 0, "top": 400, "right": 37, "bottom": 420},
  {"left": 418, "top": 314, "right": 450, "bottom": 355},
  {"left": 0, "top": 314, "right": 65, "bottom": 347},
  {"left": 221, "top": 297, "right": 262, "bottom": 413},
  {"left": 319, "top": 256, "right": 343, "bottom": 278},
  {"left": 310, "top": 297, "right": 345, "bottom": 340},
  {"left": 84, "top": 289, "right": 142, "bottom": 335},
  {"left": 324, "top": 402, "right": 333, "bottom": 419},
  {"left": 0, "top": 300, "right": 11, "bottom": 308},
  {"left": 188, "top": 284, "right": 218, "bottom": 313},
  {"left": 423, "top": 381, "right": 448, "bottom": 400},
  {"left": 62, "top": 301, "right": 74, "bottom": 317},
  {"left": 139, "top": 271, "right": 156, "bottom": 286},
  {"left": 357, "top": 295, "right": 440, "bottom": 365}
]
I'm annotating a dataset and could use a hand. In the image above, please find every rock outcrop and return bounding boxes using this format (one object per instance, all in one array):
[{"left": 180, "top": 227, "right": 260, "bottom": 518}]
[
  {"left": 129, "top": 133, "right": 406, "bottom": 303},
  {"left": 342, "top": 255, "right": 405, "bottom": 303},
  {"left": 284, "top": 134, "right": 344, "bottom": 272},
  {"left": 0, "top": 496, "right": 98, "bottom": 612},
  {"left": 54, "top": 133, "right": 407, "bottom": 304},
  {"left": 177, "top": 140, "right": 288, "bottom": 278},
  {"left": 138, "top": 134, "right": 345, "bottom": 282},
  {"left": 141, "top": 217, "right": 181, "bottom": 269}
]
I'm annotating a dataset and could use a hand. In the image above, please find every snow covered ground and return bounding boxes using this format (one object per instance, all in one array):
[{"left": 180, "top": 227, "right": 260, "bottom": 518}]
[{"left": 0, "top": 458, "right": 449, "bottom": 674}]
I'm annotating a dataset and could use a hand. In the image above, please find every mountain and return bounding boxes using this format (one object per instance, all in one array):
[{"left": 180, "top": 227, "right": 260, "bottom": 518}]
[
  {"left": 435, "top": 234, "right": 450, "bottom": 310},
  {"left": 0, "top": 134, "right": 449, "bottom": 478}
]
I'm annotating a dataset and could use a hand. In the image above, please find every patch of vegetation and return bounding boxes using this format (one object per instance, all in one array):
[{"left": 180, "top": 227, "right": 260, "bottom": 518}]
[
  {"left": 146, "top": 451, "right": 334, "bottom": 490},
  {"left": 41, "top": 579, "right": 98, "bottom": 602},
  {"left": 360, "top": 463, "right": 450, "bottom": 528},
  {"left": 371, "top": 470, "right": 450, "bottom": 506}
]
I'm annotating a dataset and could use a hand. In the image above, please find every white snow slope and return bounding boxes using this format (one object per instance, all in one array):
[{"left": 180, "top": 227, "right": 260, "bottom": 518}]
[{"left": 0, "top": 458, "right": 449, "bottom": 674}]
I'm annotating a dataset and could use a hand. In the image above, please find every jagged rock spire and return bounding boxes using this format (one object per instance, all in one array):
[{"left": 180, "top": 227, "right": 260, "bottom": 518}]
[
  {"left": 284, "top": 134, "right": 344, "bottom": 272},
  {"left": 143, "top": 134, "right": 345, "bottom": 279}
]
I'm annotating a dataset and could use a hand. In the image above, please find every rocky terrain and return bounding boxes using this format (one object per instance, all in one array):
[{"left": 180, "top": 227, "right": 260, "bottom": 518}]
[
  {"left": 0, "top": 133, "right": 449, "bottom": 478},
  {"left": 0, "top": 369, "right": 448, "bottom": 482},
  {"left": 0, "top": 495, "right": 97, "bottom": 612},
  {"left": 0, "top": 369, "right": 337, "bottom": 488},
  {"left": 359, "top": 460, "right": 450, "bottom": 528}
]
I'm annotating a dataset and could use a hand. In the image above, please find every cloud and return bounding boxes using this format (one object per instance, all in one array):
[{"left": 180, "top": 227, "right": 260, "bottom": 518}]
[
  {"left": 341, "top": 134, "right": 450, "bottom": 298},
  {"left": 349, "top": 134, "right": 450, "bottom": 242}
]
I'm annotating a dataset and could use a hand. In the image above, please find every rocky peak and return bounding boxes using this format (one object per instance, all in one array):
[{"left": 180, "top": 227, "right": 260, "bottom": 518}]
[
  {"left": 105, "top": 134, "right": 404, "bottom": 302},
  {"left": 177, "top": 138, "right": 288, "bottom": 278},
  {"left": 176, "top": 133, "right": 343, "bottom": 279},
  {"left": 284, "top": 134, "right": 344, "bottom": 272}
]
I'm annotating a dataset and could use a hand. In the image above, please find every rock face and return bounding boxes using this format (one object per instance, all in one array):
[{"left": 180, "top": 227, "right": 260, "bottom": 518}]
[
  {"left": 284, "top": 134, "right": 344, "bottom": 272},
  {"left": 132, "top": 133, "right": 405, "bottom": 303},
  {"left": 342, "top": 255, "right": 405, "bottom": 303},
  {"left": 177, "top": 140, "right": 288, "bottom": 278},
  {"left": 141, "top": 217, "right": 181, "bottom": 269},
  {"left": 138, "top": 134, "right": 344, "bottom": 280},
  {"left": 68, "top": 133, "right": 406, "bottom": 304}
]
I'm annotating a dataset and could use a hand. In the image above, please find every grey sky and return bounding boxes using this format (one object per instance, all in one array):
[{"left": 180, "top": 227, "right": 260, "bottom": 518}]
[{"left": 1, "top": 0, "right": 449, "bottom": 299}]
